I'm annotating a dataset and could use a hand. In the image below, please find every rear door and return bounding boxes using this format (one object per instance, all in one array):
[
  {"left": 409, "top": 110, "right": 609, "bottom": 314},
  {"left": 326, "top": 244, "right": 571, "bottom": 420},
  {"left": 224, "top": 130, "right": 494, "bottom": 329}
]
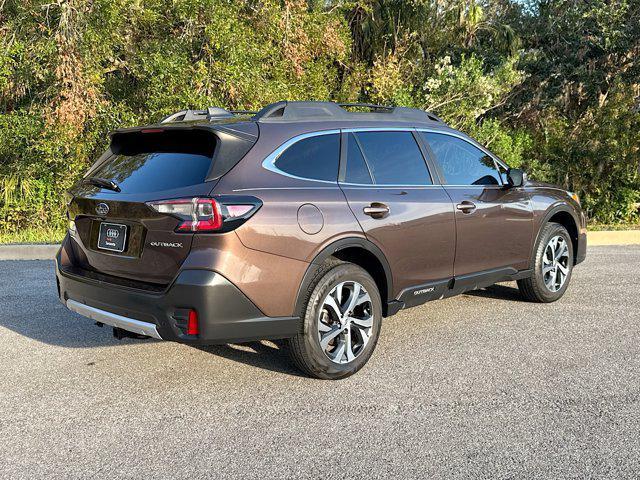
[
  {"left": 338, "top": 129, "right": 456, "bottom": 304},
  {"left": 67, "top": 128, "right": 224, "bottom": 285},
  {"left": 419, "top": 131, "right": 533, "bottom": 278}
]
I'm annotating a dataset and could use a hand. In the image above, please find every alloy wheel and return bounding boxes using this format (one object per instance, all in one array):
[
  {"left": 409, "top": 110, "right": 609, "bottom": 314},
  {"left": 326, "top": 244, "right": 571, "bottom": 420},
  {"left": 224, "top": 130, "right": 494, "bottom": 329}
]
[
  {"left": 317, "top": 281, "right": 374, "bottom": 364},
  {"left": 542, "top": 235, "right": 570, "bottom": 292}
]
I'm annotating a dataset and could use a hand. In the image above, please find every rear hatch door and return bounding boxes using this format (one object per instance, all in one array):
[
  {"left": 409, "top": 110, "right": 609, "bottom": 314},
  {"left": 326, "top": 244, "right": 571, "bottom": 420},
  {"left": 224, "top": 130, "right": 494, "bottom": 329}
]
[{"left": 67, "top": 126, "right": 251, "bottom": 285}]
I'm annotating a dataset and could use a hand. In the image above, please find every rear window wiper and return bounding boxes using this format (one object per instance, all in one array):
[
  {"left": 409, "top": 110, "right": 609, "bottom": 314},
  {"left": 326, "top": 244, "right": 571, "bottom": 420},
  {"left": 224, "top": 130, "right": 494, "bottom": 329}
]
[{"left": 82, "top": 176, "right": 121, "bottom": 192}]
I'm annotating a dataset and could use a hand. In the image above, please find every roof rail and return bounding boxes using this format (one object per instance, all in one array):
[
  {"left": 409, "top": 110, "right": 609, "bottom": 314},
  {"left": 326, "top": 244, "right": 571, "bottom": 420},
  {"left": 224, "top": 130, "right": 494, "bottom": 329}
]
[
  {"left": 252, "top": 101, "right": 443, "bottom": 124},
  {"left": 160, "top": 107, "right": 257, "bottom": 123}
]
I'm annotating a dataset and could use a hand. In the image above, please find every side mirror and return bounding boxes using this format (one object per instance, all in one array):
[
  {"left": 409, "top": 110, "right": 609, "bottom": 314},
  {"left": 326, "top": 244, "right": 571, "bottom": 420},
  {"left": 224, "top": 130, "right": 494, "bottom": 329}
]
[{"left": 506, "top": 168, "right": 525, "bottom": 188}]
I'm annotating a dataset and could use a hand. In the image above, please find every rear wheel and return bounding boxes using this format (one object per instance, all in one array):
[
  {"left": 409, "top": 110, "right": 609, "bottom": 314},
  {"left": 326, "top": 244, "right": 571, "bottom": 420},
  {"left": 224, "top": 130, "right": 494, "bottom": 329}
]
[
  {"left": 518, "top": 222, "right": 574, "bottom": 302},
  {"left": 286, "top": 262, "right": 382, "bottom": 380}
]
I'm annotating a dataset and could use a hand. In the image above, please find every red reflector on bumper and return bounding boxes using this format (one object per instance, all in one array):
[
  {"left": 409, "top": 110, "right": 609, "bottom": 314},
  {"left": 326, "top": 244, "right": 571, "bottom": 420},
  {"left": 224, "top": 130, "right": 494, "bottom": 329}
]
[{"left": 187, "top": 310, "right": 199, "bottom": 336}]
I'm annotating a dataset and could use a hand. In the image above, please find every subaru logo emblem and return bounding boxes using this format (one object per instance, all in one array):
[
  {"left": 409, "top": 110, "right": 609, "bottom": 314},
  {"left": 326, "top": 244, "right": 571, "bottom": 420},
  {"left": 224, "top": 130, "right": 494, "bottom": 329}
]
[{"left": 96, "top": 203, "right": 109, "bottom": 216}]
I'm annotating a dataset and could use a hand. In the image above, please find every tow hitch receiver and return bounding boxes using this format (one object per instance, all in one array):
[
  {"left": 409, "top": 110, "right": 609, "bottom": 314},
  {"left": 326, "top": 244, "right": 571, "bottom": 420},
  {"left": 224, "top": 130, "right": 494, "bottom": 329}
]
[{"left": 112, "top": 326, "right": 151, "bottom": 340}]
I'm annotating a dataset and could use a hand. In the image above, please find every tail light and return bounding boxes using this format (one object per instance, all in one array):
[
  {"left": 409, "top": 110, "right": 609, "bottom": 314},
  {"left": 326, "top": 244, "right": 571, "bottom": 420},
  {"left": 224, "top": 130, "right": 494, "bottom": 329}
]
[{"left": 147, "top": 196, "right": 261, "bottom": 233}]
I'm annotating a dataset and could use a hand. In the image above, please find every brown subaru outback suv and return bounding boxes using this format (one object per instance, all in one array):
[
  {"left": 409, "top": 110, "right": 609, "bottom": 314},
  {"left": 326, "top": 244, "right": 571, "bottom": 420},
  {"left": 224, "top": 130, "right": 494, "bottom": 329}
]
[{"left": 56, "top": 101, "right": 586, "bottom": 379}]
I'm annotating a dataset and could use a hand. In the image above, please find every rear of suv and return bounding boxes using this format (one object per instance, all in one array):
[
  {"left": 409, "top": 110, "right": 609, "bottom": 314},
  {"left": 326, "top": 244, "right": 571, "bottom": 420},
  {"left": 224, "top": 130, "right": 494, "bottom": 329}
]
[{"left": 56, "top": 101, "right": 587, "bottom": 379}]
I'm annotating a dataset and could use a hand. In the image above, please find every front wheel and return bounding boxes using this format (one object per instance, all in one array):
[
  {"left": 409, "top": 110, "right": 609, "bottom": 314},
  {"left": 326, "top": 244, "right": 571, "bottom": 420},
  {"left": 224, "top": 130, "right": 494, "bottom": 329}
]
[
  {"left": 518, "top": 222, "right": 574, "bottom": 303},
  {"left": 286, "top": 263, "right": 382, "bottom": 380}
]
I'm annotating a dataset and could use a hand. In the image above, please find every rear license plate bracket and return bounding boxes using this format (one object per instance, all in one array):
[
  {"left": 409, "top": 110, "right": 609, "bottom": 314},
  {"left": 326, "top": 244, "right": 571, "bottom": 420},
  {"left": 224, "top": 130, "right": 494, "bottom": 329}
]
[{"left": 97, "top": 222, "right": 128, "bottom": 253}]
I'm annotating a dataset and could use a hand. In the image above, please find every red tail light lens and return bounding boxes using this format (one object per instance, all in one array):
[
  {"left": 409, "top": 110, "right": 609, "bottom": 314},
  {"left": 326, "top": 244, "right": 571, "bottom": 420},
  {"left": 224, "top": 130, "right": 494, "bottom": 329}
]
[
  {"left": 177, "top": 198, "right": 222, "bottom": 232},
  {"left": 147, "top": 196, "right": 261, "bottom": 233},
  {"left": 187, "top": 309, "right": 199, "bottom": 335}
]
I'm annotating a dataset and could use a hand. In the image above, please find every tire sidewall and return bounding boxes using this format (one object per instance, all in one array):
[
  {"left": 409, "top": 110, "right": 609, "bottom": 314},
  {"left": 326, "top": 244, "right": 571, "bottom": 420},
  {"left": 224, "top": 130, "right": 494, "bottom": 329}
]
[{"left": 301, "top": 264, "right": 382, "bottom": 379}]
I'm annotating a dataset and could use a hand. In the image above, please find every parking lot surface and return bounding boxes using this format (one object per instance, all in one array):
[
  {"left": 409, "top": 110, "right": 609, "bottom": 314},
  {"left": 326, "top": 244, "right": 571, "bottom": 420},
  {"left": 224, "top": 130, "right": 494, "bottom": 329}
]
[{"left": 1, "top": 245, "right": 639, "bottom": 479}]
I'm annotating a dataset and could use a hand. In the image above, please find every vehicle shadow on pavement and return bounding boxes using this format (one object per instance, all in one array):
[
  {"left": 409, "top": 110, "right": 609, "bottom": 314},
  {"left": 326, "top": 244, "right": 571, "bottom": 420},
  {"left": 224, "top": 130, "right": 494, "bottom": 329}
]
[
  {"left": 1, "top": 261, "right": 300, "bottom": 376},
  {"left": 0, "top": 260, "right": 130, "bottom": 348},
  {"left": 194, "top": 341, "right": 306, "bottom": 377},
  {"left": 463, "top": 283, "right": 524, "bottom": 302}
]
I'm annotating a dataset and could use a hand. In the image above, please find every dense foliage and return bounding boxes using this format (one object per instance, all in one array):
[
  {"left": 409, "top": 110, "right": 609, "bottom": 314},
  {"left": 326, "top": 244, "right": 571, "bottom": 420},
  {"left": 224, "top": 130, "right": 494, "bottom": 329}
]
[{"left": 1, "top": 0, "right": 639, "bottom": 241}]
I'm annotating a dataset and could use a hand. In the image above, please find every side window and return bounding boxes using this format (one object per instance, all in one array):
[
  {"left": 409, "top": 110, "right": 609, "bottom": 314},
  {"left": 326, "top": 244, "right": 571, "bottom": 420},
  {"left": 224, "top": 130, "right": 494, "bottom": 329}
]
[
  {"left": 344, "top": 133, "right": 373, "bottom": 184},
  {"left": 354, "top": 131, "right": 432, "bottom": 185},
  {"left": 275, "top": 133, "right": 339, "bottom": 182},
  {"left": 421, "top": 132, "right": 501, "bottom": 186}
]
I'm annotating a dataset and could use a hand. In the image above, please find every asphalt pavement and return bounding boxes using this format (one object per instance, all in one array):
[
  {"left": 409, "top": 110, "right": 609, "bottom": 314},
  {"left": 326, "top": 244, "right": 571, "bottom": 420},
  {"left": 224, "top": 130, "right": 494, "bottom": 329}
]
[{"left": 0, "top": 245, "right": 639, "bottom": 479}]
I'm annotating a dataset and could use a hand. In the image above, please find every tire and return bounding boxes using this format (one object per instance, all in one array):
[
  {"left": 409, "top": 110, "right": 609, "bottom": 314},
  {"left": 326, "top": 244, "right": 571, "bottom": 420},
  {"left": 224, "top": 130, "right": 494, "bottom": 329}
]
[
  {"left": 518, "top": 222, "right": 574, "bottom": 303},
  {"left": 286, "top": 262, "right": 382, "bottom": 380}
]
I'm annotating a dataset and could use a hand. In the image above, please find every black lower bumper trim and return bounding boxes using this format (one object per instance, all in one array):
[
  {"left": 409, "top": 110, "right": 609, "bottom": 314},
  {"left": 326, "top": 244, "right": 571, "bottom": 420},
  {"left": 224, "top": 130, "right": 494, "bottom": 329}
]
[{"left": 57, "top": 253, "right": 300, "bottom": 345}]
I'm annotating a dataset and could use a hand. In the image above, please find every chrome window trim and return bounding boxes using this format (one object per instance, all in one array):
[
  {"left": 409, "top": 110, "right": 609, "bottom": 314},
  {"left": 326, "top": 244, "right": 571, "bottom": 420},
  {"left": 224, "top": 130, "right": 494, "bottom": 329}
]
[
  {"left": 261, "top": 126, "right": 509, "bottom": 187},
  {"left": 261, "top": 129, "right": 341, "bottom": 184},
  {"left": 339, "top": 183, "right": 442, "bottom": 188},
  {"left": 232, "top": 186, "right": 340, "bottom": 192}
]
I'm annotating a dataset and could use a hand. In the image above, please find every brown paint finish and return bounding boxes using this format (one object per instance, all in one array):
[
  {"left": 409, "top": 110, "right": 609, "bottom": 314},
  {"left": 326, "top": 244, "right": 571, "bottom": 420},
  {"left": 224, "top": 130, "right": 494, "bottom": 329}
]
[
  {"left": 214, "top": 122, "right": 365, "bottom": 264},
  {"left": 340, "top": 185, "right": 455, "bottom": 295},
  {"left": 232, "top": 186, "right": 365, "bottom": 263},
  {"left": 443, "top": 186, "right": 534, "bottom": 276},
  {"left": 69, "top": 196, "right": 195, "bottom": 284},
  {"left": 182, "top": 232, "right": 308, "bottom": 317}
]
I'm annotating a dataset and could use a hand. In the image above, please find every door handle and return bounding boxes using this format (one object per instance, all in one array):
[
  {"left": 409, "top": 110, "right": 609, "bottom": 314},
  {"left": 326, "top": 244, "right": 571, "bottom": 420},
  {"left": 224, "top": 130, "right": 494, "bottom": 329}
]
[
  {"left": 363, "top": 203, "right": 390, "bottom": 219},
  {"left": 456, "top": 201, "right": 477, "bottom": 213}
]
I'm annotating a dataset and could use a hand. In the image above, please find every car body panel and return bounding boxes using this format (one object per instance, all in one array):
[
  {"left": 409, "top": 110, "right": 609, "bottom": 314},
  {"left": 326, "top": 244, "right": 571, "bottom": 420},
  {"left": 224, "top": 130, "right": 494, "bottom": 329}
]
[
  {"left": 339, "top": 184, "right": 456, "bottom": 295},
  {"left": 443, "top": 185, "right": 534, "bottom": 275}
]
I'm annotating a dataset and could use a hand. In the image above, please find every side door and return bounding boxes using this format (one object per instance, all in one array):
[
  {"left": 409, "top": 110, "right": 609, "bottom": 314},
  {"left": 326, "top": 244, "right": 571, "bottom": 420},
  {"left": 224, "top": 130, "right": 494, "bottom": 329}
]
[
  {"left": 419, "top": 131, "right": 533, "bottom": 282},
  {"left": 338, "top": 129, "right": 456, "bottom": 306}
]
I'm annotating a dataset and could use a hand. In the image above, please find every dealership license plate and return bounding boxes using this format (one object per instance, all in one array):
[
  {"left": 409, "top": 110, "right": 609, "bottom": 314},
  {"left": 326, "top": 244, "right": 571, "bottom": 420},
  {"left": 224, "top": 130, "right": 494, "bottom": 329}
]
[{"left": 97, "top": 222, "right": 128, "bottom": 253}]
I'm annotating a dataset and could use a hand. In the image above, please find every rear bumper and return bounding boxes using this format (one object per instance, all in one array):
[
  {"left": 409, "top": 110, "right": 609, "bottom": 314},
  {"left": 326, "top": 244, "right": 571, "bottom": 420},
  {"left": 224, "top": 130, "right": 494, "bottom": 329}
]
[{"left": 56, "top": 250, "right": 300, "bottom": 345}]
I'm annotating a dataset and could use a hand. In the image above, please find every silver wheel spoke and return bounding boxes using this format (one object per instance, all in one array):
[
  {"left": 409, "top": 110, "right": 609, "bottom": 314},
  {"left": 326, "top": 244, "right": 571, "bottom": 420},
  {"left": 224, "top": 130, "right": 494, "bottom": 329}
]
[
  {"left": 350, "top": 315, "right": 373, "bottom": 329},
  {"left": 356, "top": 291, "right": 371, "bottom": 308},
  {"left": 330, "top": 340, "right": 346, "bottom": 363},
  {"left": 335, "top": 282, "right": 345, "bottom": 307},
  {"left": 353, "top": 323, "right": 371, "bottom": 348},
  {"left": 557, "top": 263, "right": 568, "bottom": 274},
  {"left": 320, "top": 326, "right": 342, "bottom": 350},
  {"left": 555, "top": 242, "right": 568, "bottom": 261},
  {"left": 323, "top": 295, "right": 342, "bottom": 319},
  {"left": 318, "top": 321, "right": 332, "bottom": 333},
  {"left": 343, "top": 283, "right": 361, "bottom": 314},
  {"left": 345, "top": 331, "right": 355, "bottom": 362}
]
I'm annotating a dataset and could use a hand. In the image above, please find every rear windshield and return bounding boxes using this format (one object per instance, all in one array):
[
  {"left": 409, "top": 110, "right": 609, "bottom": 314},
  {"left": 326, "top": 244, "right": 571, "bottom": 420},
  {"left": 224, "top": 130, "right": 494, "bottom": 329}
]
[{"left": 92, "top": 130, "right": 216, "bottom": 193}]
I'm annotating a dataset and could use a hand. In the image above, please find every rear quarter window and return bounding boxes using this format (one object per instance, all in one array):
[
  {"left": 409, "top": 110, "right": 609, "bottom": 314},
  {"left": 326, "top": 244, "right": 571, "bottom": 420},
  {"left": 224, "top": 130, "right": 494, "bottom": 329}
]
[{"left": 274, "top": 133, "right": 340, "bottom": 182}]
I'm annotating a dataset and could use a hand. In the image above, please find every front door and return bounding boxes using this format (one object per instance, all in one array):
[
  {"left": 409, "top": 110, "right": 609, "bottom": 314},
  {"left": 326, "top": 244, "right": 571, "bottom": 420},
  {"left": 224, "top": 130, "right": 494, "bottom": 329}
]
[
  {"left": 339, "top": 130, "right": 456, "bottom": 305},
  {"left": 419, "top": 131, "right": 533, "bottom": 280}
]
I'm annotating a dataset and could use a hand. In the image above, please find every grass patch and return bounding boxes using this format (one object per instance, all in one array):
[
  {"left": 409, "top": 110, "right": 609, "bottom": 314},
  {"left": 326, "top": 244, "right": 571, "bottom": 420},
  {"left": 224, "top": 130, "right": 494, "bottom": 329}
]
[
  {"left": 0, "top": 227, "right": 66, "bottom": 245},
  {"left": 588, "top": 223, "right": 640, "bottom": 231}
]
